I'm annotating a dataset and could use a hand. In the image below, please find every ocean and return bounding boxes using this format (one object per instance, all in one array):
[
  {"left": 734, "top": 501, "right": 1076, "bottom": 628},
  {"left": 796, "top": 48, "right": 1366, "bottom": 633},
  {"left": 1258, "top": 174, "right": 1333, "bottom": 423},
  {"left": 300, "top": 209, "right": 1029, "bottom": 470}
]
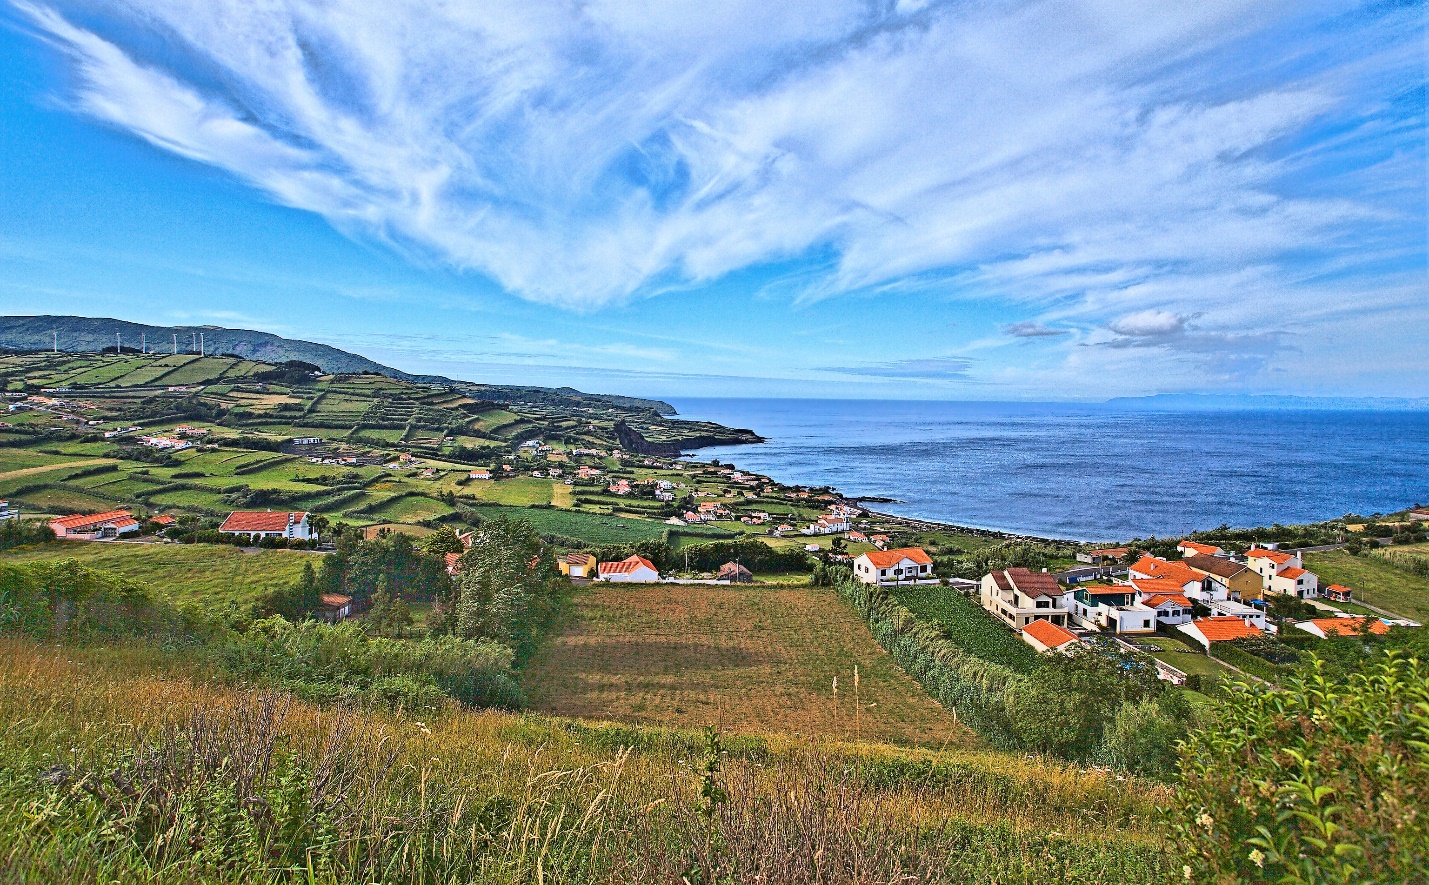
[{"left": 666, "top": 398, "right": 1429, "bottom": 542}]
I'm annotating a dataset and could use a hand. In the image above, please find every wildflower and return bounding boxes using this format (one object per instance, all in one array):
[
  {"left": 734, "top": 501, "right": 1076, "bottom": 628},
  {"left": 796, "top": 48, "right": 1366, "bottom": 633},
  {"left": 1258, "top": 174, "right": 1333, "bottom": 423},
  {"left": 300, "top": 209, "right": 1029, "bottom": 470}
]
[
  {"left": 1196, "top": 811, "right": 1214, "bottom": 830},
  {"left": 1249, "top": 849, "right": 1265, "bottom": 868},
  {"left": 1183, "top": 865, "right": 1192, "bottom": 881}
]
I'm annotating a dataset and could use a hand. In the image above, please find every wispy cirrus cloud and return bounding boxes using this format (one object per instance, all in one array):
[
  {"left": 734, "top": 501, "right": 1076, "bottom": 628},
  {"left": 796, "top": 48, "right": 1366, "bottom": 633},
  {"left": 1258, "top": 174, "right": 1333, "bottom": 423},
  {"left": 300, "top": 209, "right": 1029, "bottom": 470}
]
[
  {"left": 6, "top": 0, "right": 1424, "bottom": 398},
  {"left": 825, "top": 357, "right": 975, "bottom": 382}
]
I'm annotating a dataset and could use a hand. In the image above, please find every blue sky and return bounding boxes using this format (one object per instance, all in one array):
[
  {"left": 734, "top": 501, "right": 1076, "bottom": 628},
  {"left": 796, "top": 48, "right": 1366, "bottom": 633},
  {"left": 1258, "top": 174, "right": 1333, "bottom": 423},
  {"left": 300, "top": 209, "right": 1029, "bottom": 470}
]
[{"left": 0, "top": 1, "right": 1424, "bottom": 400}]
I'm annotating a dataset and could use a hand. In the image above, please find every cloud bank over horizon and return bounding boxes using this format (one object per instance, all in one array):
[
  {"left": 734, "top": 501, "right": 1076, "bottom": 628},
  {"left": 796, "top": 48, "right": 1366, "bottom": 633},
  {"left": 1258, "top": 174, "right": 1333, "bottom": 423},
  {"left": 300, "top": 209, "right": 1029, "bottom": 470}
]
[{"left": 5, "top": 0, "right": 1425, "bottom": 396}]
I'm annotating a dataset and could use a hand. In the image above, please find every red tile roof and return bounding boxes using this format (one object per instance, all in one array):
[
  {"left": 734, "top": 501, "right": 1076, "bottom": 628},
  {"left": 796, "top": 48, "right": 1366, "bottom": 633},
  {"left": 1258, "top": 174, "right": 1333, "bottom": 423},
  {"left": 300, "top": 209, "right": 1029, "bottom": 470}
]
[
  {"left": 219, "top": 511, "right": 307, "bottom": 533},
  {"left": 862, "top": 547, "right": 933, "bottom": 569},
  {"left": 563, "top": 552, "right": 593, "bottom": 565},
  {"left": 49, "top": 510, "right": 133, "bottom": 532},
  {"left": 1022, "top": 619, "right": 1079, "bottom": 649},
  {"left": 1141, "top": 592, "right": 1193, "bottom": 609},
  {"left": 1190, "top": 616, "right": 1262, "bottom": 642},
  {"left": 1131, "top": 556, "right": 1203, "bottom": 586},
  {"left": 1178, "top": 541, "right": 1223, "bottom": 556},
  {"left": 1305, "top": 617, "right": 1388, "bottom": 637},
  {"left": 1183, "top": 554, "right": 1247, "bottom": 579},
  {"left": 1130, "top": 577, "right": 1195, "bottom": 597},
  {"left": 1002, "top": 567, "right": 1061, "bottom": 598},
  {"left": 151, "top": 514, "right": 176, "bottom": 525},
  {"left": 319, "top": 593, "right": 352, "bottom": 608},
  {"left": 598, "top": 555, "right": 658, "bottom": 576},
  {"left": 445, "top": 552, "right": 463, "bottom": 574},
  {"left": 1246, "top": 548, "right": 1294, "bottom": 565},
  {"left": 1277, "top": 566, "right": 1308, "bottom": 580}
]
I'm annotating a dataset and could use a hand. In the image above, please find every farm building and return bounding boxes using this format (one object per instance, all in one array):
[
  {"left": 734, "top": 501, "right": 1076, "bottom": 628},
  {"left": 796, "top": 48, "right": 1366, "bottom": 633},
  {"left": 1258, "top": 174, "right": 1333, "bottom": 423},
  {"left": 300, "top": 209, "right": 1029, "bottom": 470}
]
[
  {"left": 218, "top": 510, "right": 313, "bottom": 541},
  {"left": 49, "top": 510, "right": 140, "bottom": 540},
  {"left": 597, "top": 554, "right": 660, "bottom": 582},
  {"left": 559, "top": 552, "right": 594, "bottom": 579},
  {"left": 316, "top": 593, "right": 353, "bottom": 623},
  {"left": 717, "top": 562, "right": 753, "bottom": 583}
]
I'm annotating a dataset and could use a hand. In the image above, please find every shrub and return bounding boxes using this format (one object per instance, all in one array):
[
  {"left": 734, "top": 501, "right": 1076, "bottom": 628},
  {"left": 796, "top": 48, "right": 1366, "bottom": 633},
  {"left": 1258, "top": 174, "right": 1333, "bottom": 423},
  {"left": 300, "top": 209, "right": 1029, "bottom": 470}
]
[{"left": 1173, "top": 654, "right": 1429, "bottom": 882}]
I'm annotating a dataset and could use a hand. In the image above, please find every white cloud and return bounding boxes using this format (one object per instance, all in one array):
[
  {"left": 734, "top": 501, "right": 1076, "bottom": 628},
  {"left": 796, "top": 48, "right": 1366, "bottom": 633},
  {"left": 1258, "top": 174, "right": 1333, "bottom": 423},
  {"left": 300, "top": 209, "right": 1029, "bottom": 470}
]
[{"left": 11, "top": 0, "right": 1424, "bottom": 386}]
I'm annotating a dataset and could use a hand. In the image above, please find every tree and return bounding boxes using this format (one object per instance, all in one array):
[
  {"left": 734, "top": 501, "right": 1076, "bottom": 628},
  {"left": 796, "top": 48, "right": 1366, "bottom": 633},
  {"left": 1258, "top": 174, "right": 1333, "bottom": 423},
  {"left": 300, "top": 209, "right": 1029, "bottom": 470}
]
[
  {"left": 454, "top": 517, "right": 564, "bottom": 662},
  {"left": 367, "top": 577, "right": 413, "bottom": 637},
  {"left": 420, "top": 525, "right": 467, "bottom": 558}
]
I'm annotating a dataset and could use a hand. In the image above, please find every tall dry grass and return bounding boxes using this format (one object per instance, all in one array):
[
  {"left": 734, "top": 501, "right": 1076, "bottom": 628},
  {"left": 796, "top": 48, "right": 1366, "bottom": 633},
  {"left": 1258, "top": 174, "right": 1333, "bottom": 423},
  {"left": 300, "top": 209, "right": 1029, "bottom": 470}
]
[{"left": 0, "top": 639, "right": 1177, "bottom": 884}]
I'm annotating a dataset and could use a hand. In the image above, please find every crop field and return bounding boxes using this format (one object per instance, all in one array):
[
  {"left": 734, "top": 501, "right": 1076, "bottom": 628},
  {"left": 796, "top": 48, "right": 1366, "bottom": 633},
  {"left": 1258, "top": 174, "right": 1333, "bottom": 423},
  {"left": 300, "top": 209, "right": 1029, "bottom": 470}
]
[
  {"left": 147, "top": 356, "right": 236, "bottom": 386},
  {"left": 109, "top": 354, "right": 195, "bottom": 385},
  {"left": 368, "top": 494, "right": 457, "bottom": 522},
  {"left": 889, "top": 584, "right": 1042, "bottom": 672},
  {"left": 1305, "top": 550, "right": 1429, "bottom": 621},
  {"left": 0, "top": 541, "right": 315, "bottom": 607},
  {"left": 523, "top": 582, "right": 974, "bottom": 748},
  {"left": 466, "top": 503, "right": 670, "bottom": 544},
  {"left": 464, "top": 476, "right": 555, "bottom": 506}
]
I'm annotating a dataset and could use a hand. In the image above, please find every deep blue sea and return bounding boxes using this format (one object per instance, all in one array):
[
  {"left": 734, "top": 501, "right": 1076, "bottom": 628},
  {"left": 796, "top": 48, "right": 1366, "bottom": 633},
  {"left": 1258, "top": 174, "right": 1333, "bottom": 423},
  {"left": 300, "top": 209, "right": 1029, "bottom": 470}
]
[{"left": 667, "top": 398, "right": 1429, "bottom": 541}]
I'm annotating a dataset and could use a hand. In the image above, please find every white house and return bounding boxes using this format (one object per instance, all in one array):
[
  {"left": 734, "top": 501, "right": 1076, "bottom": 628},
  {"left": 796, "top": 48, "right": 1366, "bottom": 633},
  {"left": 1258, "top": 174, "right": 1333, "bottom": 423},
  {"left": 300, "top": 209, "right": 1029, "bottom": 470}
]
[
  {"left": 1294, "top": 617, "right": 1390, "bottom": 639},
  {"left": 218, "top": 510, "right": 313, "bottom": 541},
  {"left": 979, "top": 567, "right": 1068, "bottom": 629},
  {"left": 1267, "top": 565, "right": 1319, "bottom": 599},
  {"left": 596, "top": 554, "right": 660, "bottom": 582},
  {"left": 468, "top": 469, "right": 492, "bottom": 480},
  {"left": 854, "top": 547, "right": 935, "bottom": 586},
  {"left": 1066, "top": 584, "right": 1157, "bottom": 634},
  {"left": 1132, "top": 580, "right": 1195, "bottom": 626}
]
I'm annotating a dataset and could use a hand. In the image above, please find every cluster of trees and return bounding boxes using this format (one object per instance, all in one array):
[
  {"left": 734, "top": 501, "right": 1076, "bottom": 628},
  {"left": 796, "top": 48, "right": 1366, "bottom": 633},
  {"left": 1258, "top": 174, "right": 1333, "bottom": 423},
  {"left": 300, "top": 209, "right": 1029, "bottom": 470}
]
[
  {"left": 0, "top": 518, "right": 54, "bottom": 553},
  {"left": 936, "top": 539, "right": 1077, "bottom": 580}
]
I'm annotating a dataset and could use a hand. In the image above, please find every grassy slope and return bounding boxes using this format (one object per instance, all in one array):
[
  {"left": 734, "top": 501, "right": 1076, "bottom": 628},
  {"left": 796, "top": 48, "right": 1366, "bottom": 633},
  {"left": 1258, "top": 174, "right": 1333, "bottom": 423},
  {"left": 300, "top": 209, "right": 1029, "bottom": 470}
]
[
  {"left": 522, "top": 581, "right": 973, "bottom": 748},
  {"left": 1305, "top": 550, "right": 1429, "bottom": 621},
  {"left": 0, "top": 638, "right": 1176, "bottom": 884},
  {"left": 0, "top": 541, "right": 314, "bottom": 607}
]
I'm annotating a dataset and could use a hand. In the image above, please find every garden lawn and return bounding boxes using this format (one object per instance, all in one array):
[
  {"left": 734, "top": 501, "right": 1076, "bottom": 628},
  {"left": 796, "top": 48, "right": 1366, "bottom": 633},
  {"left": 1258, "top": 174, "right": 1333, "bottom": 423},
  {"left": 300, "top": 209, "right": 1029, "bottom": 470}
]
[
  {"left": 1304, "top": 550, "right": 1429, "bottom": 622},
  {"left": 522, "top": 582, "right": 974, "bottom": 748},
  {"left": 0, "top": 541, "right": 315, "bottom": 608}
]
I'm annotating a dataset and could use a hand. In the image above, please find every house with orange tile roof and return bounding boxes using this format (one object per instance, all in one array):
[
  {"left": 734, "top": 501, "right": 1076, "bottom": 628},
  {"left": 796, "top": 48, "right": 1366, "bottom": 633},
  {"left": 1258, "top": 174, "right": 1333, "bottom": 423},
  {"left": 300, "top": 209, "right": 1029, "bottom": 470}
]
[
  {"left": 980, "top": 567, "right": 1068, "bottom": 629},
  {"left": 1323, "top": 583, "right": 1353, "bottom": 603},
  {"left": 218, "top": 510, "right": 312, "bottom": 541},
  {"left": 1293, "top": 616, "right": 1391, "bottom": 639},
  {"left": 1076, "top": 546, "right": 1130, "bottom": 565},
  {"left": 1129, "top": 578, "right": 1196, "bottom": 626},
  {"left": 1128, "top": 555, "right": 1210, "bottom": 598},
  {"left": 49, "top": 509, "right": 140, "bottom": 540},
  {"left": 1244, "top": 547, "right": 1319, "bottom": 597},
  {"left": 596, "top": 554, "right": 660, "bottom": 582},
  {"left": 1177, "top": 616, "right": 1263, "bottom": 651},
  {"left": 1020, "top": 618, "right": 1081, "bottom": 653},
  {"left": 1267, "top": 564, "right": 1319, "bottom": 599},
  {"left": 854, "top": 547, "right": 934, "bottom": 586},
  {"left": 558, "top": 552, "right": 594, "bottom": 579},
  {"left": 1176, "top": 540, "right": 1225, "bottom": 558},
  {"left": 1182, "top": 554, "right": 1261, "bottom": 601}
]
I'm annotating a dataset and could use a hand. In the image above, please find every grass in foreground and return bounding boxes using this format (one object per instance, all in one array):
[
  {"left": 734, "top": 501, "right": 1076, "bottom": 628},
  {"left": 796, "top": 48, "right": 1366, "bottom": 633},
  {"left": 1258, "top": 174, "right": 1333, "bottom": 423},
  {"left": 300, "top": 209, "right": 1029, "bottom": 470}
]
[
  {"left": 0, "top": 638, "right": 1176, "bottom": 884},
  {"left": 521, "top": 581, "right": 973, "bottom": 748},
  {"left": 1304, "top": 549, "right": 1429, "bottom": 621},
  {"left": 0, "top": 541, "right": 315, "bottom": 608}
]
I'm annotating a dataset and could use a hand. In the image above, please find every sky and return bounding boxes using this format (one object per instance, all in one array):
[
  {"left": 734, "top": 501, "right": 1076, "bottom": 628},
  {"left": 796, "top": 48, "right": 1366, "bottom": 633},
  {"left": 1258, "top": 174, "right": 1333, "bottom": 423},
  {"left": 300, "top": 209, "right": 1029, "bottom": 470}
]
[{"left": 0, "top": 1, "right": 1424, "bottom": 401}]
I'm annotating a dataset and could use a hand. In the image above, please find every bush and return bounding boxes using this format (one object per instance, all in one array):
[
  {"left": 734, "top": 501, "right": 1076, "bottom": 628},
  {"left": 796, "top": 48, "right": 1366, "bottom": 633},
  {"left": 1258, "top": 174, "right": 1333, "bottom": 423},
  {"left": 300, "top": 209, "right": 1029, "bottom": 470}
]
[{"left": 1173, "top": 654, "right": 1429, "bottom": 882}]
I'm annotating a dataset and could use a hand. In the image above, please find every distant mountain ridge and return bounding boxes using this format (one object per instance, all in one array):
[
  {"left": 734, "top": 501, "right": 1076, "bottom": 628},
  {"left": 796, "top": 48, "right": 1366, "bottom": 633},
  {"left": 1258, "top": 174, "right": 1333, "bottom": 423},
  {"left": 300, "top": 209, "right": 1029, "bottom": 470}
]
[
  {"left": 1103, "top": 393, "right": 1429, "bottom": 412},
  {"left": 0, "top": 315, "right": 677, "bottom": 415}
]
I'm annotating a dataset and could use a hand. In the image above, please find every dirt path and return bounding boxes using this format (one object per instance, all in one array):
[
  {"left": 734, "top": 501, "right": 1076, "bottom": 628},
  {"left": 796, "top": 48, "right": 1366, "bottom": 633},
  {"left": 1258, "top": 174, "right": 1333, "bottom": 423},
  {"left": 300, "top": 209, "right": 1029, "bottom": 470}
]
[{"left": 0, "top": 458, "right": 115, "bottom": 482}]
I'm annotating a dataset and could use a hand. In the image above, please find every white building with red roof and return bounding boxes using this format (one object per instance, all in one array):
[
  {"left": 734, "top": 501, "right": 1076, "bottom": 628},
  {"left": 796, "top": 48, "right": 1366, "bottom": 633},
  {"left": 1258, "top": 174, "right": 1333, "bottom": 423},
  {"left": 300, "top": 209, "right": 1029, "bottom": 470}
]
[
  {"left": 49, "top": 509, "right": 140, "bottom": 540},
  {"left": 596, "top": 554, "right": 660, "bottom": 582},
  {"left": 1176, "top": 540, "right": 1225, "bottom": 558},
  {"left": 1294, "top": 616, "right": 1391, "bottom": 639},
  {"left": 218, "top": 510, "right": 312, "bottom": 541},
  {"left": 1128, "top": 577, "right": 1196, "bottom": 626},
  {"left": 980, "top": 567, "right": 1068, "bottom": 629},
  {"left": 853, "top": 547, "right": 934, "bottom": 586},
  {"left": 1267, "top": 564, "right": 1319, "bottom": 599}
]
